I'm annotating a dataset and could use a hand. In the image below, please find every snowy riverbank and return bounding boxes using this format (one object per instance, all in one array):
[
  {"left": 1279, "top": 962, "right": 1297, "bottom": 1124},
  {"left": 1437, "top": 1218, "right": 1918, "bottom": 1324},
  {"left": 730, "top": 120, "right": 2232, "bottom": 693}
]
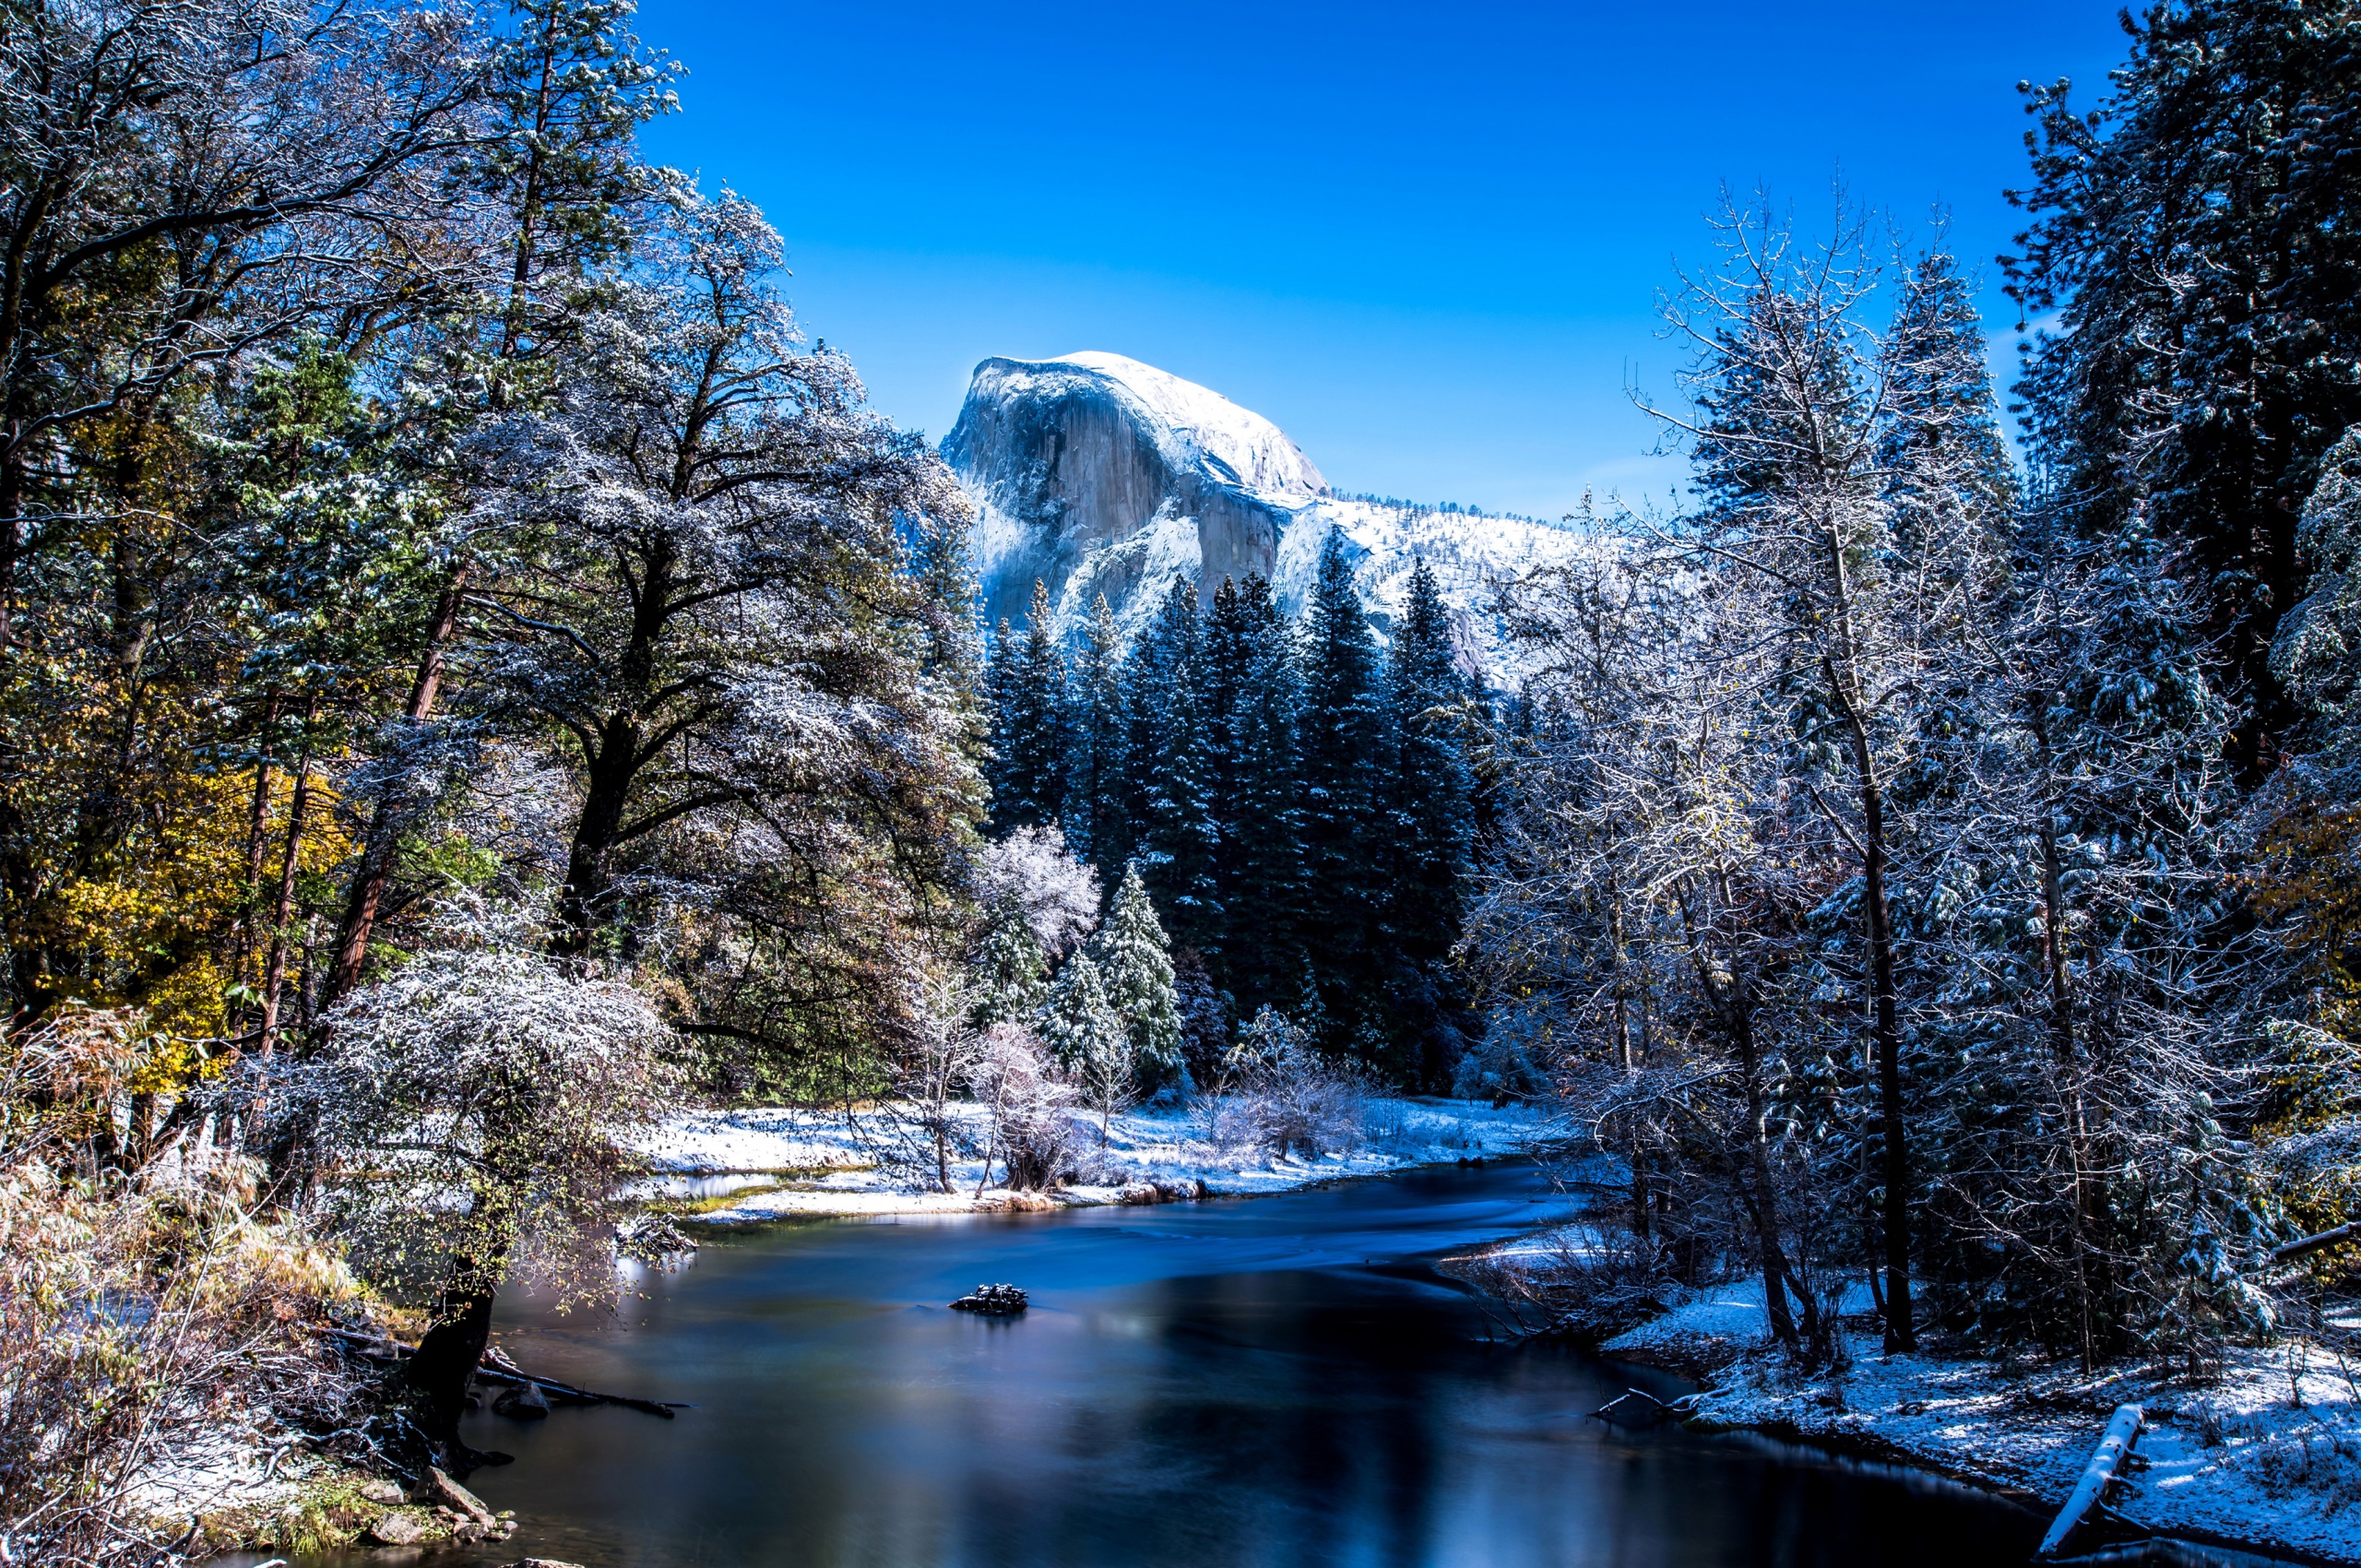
[
  {"left": 628, "top": 1096, "right": 1553, "bottom": 1221},
  {"left": 1594, "top": 1275, "right": 2361, "bottom": 1565}
]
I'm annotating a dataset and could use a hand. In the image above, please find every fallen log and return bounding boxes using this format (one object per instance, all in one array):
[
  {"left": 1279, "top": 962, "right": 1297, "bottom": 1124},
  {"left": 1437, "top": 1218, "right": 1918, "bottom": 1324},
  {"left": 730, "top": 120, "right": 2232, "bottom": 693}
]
[
  {"left": 1588, "top": 1388, "right": 1674, "bottom": 1425},
  {"left": 2272, "top": 1221, "right": 2360, "bottom": 1265},
  {"left": 315, "top": 1327, "right": 684, "bottom": 1419},
  {"left": 2035, "top": 1402, "right": 2142, "bottom": 1560}
]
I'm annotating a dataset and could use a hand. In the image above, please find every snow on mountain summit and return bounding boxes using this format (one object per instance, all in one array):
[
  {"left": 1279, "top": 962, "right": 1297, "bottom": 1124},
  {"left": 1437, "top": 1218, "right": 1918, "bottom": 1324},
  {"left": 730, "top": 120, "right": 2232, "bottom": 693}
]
[
  {"left": 943, "top": 352, "right": 1589, "bottom": 680},
  {"left": 1045, "top": 352, "right": 1330, "bottom": 504}
]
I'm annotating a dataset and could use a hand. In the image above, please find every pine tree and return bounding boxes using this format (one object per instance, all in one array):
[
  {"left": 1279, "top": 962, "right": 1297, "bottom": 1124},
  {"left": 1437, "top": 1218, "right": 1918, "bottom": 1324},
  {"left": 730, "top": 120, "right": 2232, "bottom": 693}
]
[
  {"left": 1038, "top": 950, "right": 1129, "bottom": 1140},
  {"left": 2005, "top": 5, "right": 2361, "bottom": 761},
  {"left": 1382, "top": 559, "right": 1477, "bottom": 1087},
  {"left": 982, "top": 617, "right": 1021, "bottom": 825},
  {"left": 1126, "top": 576, "right": 1218, "bottom": 947},
  {"left": 1297, "top": 529, "right": 1386, "bottom": 1051},
  {"left": 1383, "top": 559, "right": 1475, "bottom": 968},
  {"left": 1225, "top": 576, "right": 1307, "bottom": 1016},
  {"left": 1094, "top": 862, "right": 1184, "bottom": 1092},
  {"left": 1067, "top": 594, "right": 1130, "bottom": 871},
  {"left": 1201, "top": 576, "right": 1256, "bottom": 885},
  {"left": 994, "top": 578, "right": 1068, "bottom": 829},
  {"left": 970, "top": 893, "right": 1049, "bottom": 1030}
]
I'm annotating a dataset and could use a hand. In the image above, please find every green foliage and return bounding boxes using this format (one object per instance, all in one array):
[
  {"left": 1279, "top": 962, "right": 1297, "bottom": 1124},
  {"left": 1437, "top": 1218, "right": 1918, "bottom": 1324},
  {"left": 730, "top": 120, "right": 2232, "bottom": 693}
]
[{"left": 1093, "top": 863, "right": 1182, "bottom": 1087}]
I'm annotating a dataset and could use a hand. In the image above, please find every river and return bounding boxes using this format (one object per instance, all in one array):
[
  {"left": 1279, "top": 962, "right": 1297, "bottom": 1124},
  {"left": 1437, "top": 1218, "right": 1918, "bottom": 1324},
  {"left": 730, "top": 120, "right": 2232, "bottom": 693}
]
[{"left": 269, "top": 1160, "right": 2055, "bottom": 1567}]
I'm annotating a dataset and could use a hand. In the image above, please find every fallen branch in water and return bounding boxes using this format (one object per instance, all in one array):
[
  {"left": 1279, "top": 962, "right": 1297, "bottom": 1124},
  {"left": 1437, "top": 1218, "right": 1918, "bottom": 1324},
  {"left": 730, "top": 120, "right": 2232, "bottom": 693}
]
[
  {"left": 315, "top": 1326, "right": 686, "bottom": 1419},
  {"left": 2036, "top": 1402, "right": 2142, "bottom": 1560},
  {"left": 1588, "top": 1387, "right": 1700, "bottom": 1425}
]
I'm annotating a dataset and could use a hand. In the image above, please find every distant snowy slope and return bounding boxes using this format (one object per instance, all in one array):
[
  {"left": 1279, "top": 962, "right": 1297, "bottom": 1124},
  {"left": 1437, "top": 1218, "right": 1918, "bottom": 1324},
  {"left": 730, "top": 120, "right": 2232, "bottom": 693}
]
[{"left": 943, "top": 351, "right": 1591, "bottom": 682}]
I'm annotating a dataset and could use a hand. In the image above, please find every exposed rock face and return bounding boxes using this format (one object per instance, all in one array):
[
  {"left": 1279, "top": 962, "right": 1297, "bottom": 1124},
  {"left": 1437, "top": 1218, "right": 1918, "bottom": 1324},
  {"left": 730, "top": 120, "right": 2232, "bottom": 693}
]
[{"left": 943, "top": 351, "right": 1590, "bottom": 679}]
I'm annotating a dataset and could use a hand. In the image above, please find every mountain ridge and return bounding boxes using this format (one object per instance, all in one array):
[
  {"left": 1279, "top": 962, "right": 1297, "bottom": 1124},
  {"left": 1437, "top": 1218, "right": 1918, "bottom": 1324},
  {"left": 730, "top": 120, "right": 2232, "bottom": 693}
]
[{"left": 942, "top": 351, "right": 1589, "bottom": 681}]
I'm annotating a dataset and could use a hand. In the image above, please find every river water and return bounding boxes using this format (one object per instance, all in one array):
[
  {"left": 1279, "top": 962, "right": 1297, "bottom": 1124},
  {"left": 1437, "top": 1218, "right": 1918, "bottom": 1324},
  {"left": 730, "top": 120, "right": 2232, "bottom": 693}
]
[{"left": 275, "top": 1161, "right": 2053, "bottom": 1568}]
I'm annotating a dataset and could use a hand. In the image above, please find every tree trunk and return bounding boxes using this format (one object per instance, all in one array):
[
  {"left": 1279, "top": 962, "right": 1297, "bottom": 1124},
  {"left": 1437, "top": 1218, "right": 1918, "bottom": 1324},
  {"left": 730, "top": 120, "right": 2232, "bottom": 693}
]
[
  {"left": 407, "top": 1277, "right": 501, "bottom": 1470},
  {"left": 1610, "top": 893, "right": 1651, "bottom": 1240},
  {"left": 1827, "top": 654, "right": 1914, "bottom": 1351},
  {"left": 552, "top": 538, "right": 672, "bottom": 958},
  {"left": 326, "top": 565, "right": 469, "bottom": 1006},
  {"left": 237, "top": 693, "right": 282, "bottom": 1025},
  {"left": 256, "top": 707, "right": 318, "bottom": 1065},
  {"left": 553, "top": 722, "right": 637, "bottom": 957},
  {"left": 249, "top": 705, "right": 316, "bottom": 1146},
  {"left": 0, "top": 446, "right": 20, "bottom": 655},
  {"left": 1686, "top": 930, "right": 1802, "bottom": 1350},
  {"left": 2035, "top": 695, "right": 2107, "bottom": 1368}
]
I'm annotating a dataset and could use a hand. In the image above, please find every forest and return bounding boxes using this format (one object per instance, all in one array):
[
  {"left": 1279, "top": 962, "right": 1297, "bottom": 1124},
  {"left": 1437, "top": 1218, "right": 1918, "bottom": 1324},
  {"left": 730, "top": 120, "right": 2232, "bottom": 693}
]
[{"left": 6, "top": 0, "right": 2361, "bottom": 1562}]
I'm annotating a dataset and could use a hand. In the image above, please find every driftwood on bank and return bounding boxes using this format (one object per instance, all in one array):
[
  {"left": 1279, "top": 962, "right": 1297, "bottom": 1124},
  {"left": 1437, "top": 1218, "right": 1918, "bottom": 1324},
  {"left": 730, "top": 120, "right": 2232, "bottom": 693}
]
[
  {"left": 317, "top": 1326, "right": 685, "bottom": 1419},
  {"left": 2035, "top": 1402, "right": 2143, "bottom": 1559}
]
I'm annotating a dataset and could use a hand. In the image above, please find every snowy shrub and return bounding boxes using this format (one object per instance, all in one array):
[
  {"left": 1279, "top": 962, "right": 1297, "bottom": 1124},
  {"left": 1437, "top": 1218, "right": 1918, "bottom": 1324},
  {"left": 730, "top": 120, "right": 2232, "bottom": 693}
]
[
  {"left": 1212, "top": 1008, "right": 1365, "bottom": 1158},
  {"left": 1451, "top": 1217, "right": 1674, "bottom": 1344},
  {"left": 890, "top": 980, "right": 985, "bottom": 1194},
  {"left": 286, "top": 900, "right": 678, "bottom": 1308},
  {"left": 970, "top": 1023, "right": 1086, "bottom": 1191},
  {"left": 1452, "top": 1002, "right": 1558, "bottom": 1102},
  {"left": 0, "top": 1011, "right": 365, "bottom": 1566}
]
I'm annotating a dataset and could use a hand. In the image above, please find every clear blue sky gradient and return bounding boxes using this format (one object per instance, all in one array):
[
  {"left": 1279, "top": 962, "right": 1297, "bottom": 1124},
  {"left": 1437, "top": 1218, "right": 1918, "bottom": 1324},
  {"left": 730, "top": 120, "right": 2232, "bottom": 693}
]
[{"left": 633, "top": 1, "right": 2133, "bottom": 518}]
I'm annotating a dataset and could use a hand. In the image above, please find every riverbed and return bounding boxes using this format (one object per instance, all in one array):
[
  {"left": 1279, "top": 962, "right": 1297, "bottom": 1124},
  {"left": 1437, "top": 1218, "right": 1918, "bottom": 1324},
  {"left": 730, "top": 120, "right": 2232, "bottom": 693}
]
[{"left": 264, "top": 1161, "right": 2059, "bottom": 1567}]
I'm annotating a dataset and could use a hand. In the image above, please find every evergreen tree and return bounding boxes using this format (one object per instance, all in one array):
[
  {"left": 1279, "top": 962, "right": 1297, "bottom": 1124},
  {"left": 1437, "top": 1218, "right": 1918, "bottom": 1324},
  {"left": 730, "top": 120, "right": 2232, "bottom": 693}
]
[
  {"left": 1126, "top": 576, "right": 1218, "bottom": 947},
  {"left": 1201, "top": 575, "right": 1257, "bottom": 890},
  {"left": 1297, "top": 529, "right": 1387, "bottom": 1051},
  {"left": 1382, "top": 559, "right": 1477, "bottom": 1087},
  {"left": 1038, "top": 949, "right": 1130, "bottom": 1140},
  {"left": 2006, "top": 4, "right": 2361, "bottom": 760},
  {"left": 1067, "top": 594, "right": 1130, "bottom": 871},
  {"left": 1225, "top": 576, "right": 1308, "bottom": 1015},
  {"left": 1094, "top": 862, "right": 1184, "bottom": 1091},
  {"left": 1383, "top": 558, "right": 1475, "bottom": 969},
  {"left": 970, "top": 892, "right": 1049, "bottom": 1030},
  {"left": 982, "top": 617, "right": 1020, "bottom": 821},
  {"left": 992, "top": 578, "right": 1069, "bottom": 829}
]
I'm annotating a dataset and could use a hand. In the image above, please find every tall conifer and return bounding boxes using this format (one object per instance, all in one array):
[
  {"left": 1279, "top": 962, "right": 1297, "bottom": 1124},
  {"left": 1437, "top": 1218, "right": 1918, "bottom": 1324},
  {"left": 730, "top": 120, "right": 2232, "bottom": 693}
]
[
  {"left": 1095, "top": 862, "right": 1184, "bottom": 1091},
  {"left": 1126, "top": 576, "right": 1218, "bottom": 946},
  {"left": 996, "top": 578, "right": 1069, "bottom": 829},
  {"left": 1224, "top": 576, "right": 1306, "bottom": 1015},
  {"left": 1297, "top": 529, "right": 1386, "bottom": 1050},
  {"left": 1384, "top": 559, "right": 1476, "bottom": 971},
  {"left": 1067, "top": 593, "right": 1129, "bottom": 871}
]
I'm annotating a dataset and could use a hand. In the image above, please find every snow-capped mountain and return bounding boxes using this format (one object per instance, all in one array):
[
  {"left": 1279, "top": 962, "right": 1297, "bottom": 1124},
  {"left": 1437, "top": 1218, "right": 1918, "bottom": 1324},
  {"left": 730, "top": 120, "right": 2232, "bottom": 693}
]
[{"left": 943, "top": 351, "right": 1590, "bottom": 681}]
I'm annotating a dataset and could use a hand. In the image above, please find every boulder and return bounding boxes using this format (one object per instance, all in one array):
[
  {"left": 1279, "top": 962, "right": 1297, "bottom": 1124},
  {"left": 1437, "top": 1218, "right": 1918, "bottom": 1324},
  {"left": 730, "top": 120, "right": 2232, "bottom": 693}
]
[
  {"left": 949, "top": 1283, "right": 1028, "bottom": 1315},
  {"left": 492, "top": 1381, "right": 552, "bottom": 1419},
  {"left": 421, "top": 1466, "right": 496, "bottom": 1525},
  {"left": 366, "top": 1509, "right": 432, "bottom": 1546},
  {"left": 356, "top": 1478, "right": 405, "bottom": 1505}
]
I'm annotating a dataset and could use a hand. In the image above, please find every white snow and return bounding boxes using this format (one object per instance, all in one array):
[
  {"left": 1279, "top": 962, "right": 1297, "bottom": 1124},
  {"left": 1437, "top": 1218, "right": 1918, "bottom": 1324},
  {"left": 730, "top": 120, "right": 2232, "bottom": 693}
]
[
  {"left": 1053, "top": 351, "right": 1328, "bottom": 504},
  {"left": 1274, "top": 495, "right": 1601, "bottom": 678},
  {"left": 953, "top": 351, "right": 1597, "bottom": 683},
  {"left": 1584, "top": 1271, "right": 2361, "bottom": 1564},
  {"left": 628, "top": 1097, "right": 1550, "bottom": 1222}
]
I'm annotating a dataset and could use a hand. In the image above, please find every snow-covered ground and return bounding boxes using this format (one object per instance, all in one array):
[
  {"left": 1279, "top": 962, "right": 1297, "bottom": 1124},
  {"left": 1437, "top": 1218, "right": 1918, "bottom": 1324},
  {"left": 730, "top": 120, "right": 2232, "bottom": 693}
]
[
  {"left": 1594, "top": 1274, "right": 2361, "bottom": 1565},
  {"left": 628, "top": 1097, "right": 1550, "bottom": 1223}
]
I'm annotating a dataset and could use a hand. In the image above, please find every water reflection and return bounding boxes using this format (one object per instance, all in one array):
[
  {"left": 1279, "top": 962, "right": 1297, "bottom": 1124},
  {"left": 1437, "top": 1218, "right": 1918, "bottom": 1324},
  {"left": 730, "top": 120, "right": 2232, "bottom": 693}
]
[{"left": 266, "top": 1164, "right": 2054, "bottom": 1568}]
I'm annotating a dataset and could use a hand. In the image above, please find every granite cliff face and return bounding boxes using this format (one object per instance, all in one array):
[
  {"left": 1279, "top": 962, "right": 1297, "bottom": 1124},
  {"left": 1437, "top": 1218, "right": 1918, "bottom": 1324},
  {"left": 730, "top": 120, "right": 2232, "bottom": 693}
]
[{"left": 942, "top": 351, "right": 1588, "bottom": 678}]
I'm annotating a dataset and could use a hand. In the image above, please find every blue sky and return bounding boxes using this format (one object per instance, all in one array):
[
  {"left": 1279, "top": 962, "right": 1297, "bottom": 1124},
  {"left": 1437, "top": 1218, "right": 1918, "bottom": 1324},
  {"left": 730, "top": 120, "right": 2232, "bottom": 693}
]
[{"left": 634, "top": 1, "right": 2133, "bottom": 518}]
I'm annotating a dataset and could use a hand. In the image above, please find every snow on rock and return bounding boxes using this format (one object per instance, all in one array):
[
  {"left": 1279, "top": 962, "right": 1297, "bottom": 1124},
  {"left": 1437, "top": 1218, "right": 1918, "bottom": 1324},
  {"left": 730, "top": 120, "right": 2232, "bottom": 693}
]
[
  {"left": 627, "top": 1097, "right": 1548, "bottom": 1223},
  {"left": 1586, "top": 1274, "right": 2361, "bottom": 1564},
  {"left": 944, "top": 351, "right": 1593, "bottom": 681}
]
